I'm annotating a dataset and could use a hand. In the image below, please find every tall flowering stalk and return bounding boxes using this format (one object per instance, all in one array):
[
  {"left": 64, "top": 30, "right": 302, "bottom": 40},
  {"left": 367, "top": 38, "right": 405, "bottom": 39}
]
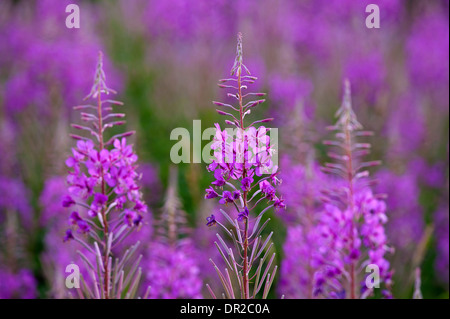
[
  {"left": 63, "top": 52, "right": 148, "bottom": 299},
  {"left": 315, "top": 80, "right": 393, "bottom": 299},
  {"left": 205, "top": 33, "right": 284, "bottom": 299},
  {"left": 145, "top": 166, "right": 202, "bottom": 299}
]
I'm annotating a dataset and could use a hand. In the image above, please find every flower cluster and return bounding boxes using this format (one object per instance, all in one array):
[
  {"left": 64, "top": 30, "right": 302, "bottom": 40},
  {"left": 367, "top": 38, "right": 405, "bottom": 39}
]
[
  {"left": 313, "top": 80, "right": 393, "bottom": 299},
  {"left": 278, "top": 157, "right": 332, "bottom": 298},
  {"left": 0, "top": 268, "right": 36, "bottom": 299},
  {"left": 145, "top": 239, "right": 202, "bottom": 299},
  {"left": 204, "top": 33, "right": 283, "bottom": 300},
  {"left": 143, "top": 166, "right": 202, "bottom": 299},
  {"left": 65, "top": 137, "right": 145, "bottom": 224},
  {"left": 315, "top": 189, "right": 392, "bottom": 298},
  {"left": 62, "top": 52, "right": 148, "bottom": 299},
  {"left": 279, "top": 224, "right": 321, "bottom": 299}
]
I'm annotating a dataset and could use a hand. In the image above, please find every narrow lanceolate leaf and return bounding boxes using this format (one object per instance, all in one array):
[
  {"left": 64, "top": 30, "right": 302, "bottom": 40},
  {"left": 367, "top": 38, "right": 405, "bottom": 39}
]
[
  {"left": 210, "top": 259, "right": 233, "bottom": 299},
  {"left": 128, "top": 267, "right": 142, "bottom": 299},
  {"left": 234, "top": 219, "right": 244, "bottom": 249},
  {"left": 230, "top": 230, "right": 244, "bottom": 259},
  {"left": 250, "top": 243, "right": 273, "bottom": 296},
  {"left": 250, "top": 215, "right": 263, "bottom": 238},
  {"left": 124, "top": 254, "right": 143, "bottom": 289},
  {"left": 117, "top": 241, "right": 141, "bottom": 275},
  {"left": 113, "top": 225, "right": 128, "bottom": 243},
  {"left": 216, "top": 221, "right": 233, "bottom": 238},
  {"left": 93, "top": 242, "right": 105, "bottom": 272},
  {"left": 77, "top": 250, "right": 96, "bottom": 272},
  {"left": 105, "top": 256, "right": 113, "bottom": 297},
  {"left": 262, "top": 273, "right": 271, "bottom": 299},
  {"left": 143, "top": 286, "right": 152, "bottom": 299},
  {"left": 257, "top": 242, "right": 274, "bottom": 264},
  {"left": 220, "top": 209, "right": 235, "bottom": 226},
  {"left": 252, "top": 218, "right": 271, "bottom": 240},
  {"left": 263, "top": 266, "right": 278, "bottom": 299},
  {"left": 228, "top": 248, "right": 242, "bottom": 287},
  {"left": 76, "top": 285, "right": 85, "bottom": 299},
  {"left": 90, "top": 269, "right": 101, "bottom": 299},
  {"left": 116, "top": 270, "right": 124, "bottom": 299},
  {"left": 80, "top": 274, "right": 94, "bottom": 299},
  {"left": 111, "top": 257, "right": 119, "bottom": 297},
  {"left": 106, "top": 232, "right": 113, "bottom": 257},
  {"left": 206, "top": 284, "right": 217, "bottom": 299},
  {"left": 215, "top": 241, "right": 233, "bottom": 270},
  {"left": 216, "top": 233, "right": 233, "bottom": 258},
  {"left": 225, "top": 268, "right": 236, "bottom": 299},
  {"left": 256, "top": 232, "right": 273, "bottom": 259},
  {"left": 256, "top": 253, "right": 276, "bottom": 294},
  {"left": 249, "top": 236, "right": 261, "bottom": 266},
  {"left": 252, "top": 258, "right": 264, "bottom": 298}
]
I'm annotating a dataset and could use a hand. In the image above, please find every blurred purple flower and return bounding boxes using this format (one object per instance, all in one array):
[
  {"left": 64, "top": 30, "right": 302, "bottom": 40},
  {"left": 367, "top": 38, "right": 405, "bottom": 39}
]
[
  {"left": 144, "top": 239, "right": 203, "bottom": 299},
  {"left": 0, "top": 268, "right": 37, "bottom": 299},
  {"left": 407, "top": 9, "right": 449, "bottom": 110}
]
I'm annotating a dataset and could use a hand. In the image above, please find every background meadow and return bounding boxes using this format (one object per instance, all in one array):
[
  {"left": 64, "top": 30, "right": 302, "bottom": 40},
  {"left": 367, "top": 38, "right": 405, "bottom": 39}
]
[{"left": 0, "top": 0, "right": 448, "bottom": 299}]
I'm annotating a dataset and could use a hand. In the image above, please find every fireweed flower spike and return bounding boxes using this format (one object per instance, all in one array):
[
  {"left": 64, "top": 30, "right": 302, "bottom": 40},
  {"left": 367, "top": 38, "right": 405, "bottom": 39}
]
[
  {"left": 205, "top": 33, "right": 284, "bottom": 299},
  {"left": 64, "top": 52, "right": 148, "bottom": 299},
  {"left": 316, "top": 80, "right": 393, "bottom": 299},
  {"left": 145, "top": 166, "right": 202, "bottom": 299}
]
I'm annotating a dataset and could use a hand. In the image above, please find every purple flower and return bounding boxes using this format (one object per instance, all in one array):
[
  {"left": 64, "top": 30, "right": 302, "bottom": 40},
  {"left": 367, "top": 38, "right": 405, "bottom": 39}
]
[
  {"left": 134, "top": 200, "right": 147, "bottom": 213},
  {"left": 124, "top": 210, "right": 142, "bottom": 227},
  {"left": 62, "top": 195, "right": 75, "bottom": 208},
  {"left": 241, "top": 176, "right": 254, "bottom": 192},
  {"left": 63, "top": 229, "right": 74, "bottom": 242},
  {"left": 69, "top": 211, "right": 82, "bottom": 225},
  {"left": 313, "top": 81, "right": 392, "bottom": 299},
  {"left": 205, "top": 187, "right": 219, "bottom": 199},
  {"left": 212, "top": 169, "right": 226, "bottom": 187},
  {"left": 94, "top": 193, "right": 108, "bottom": 205},
  {"left": 259, "top": 180, "right": 276, "bottom": 200},
  {"left": 62, "top": 52, "right": 147, "bottom": 299},
  {"left": 0, "top": 269, "right": 37, "bottom": 299},
  {"left": 237, "top": 207, "right": 249, "bottom": 221},
  {"left": 204, "top": 33, "right": 283, "bottom": 300},
  {"left": 219, "top": 190, "right": 240, "bottom": 205},
  {"left": 206, "top": 214, "right": 217, "bottom": 227},
  {"left": 273, "top": 197, "right": 286, "bottom": 210},
  {"left": 77, "top": 220, "right": 90, "bottom": 234},
  {"left": 143, "top": 240, "right": 203, "bottom": 299}
]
